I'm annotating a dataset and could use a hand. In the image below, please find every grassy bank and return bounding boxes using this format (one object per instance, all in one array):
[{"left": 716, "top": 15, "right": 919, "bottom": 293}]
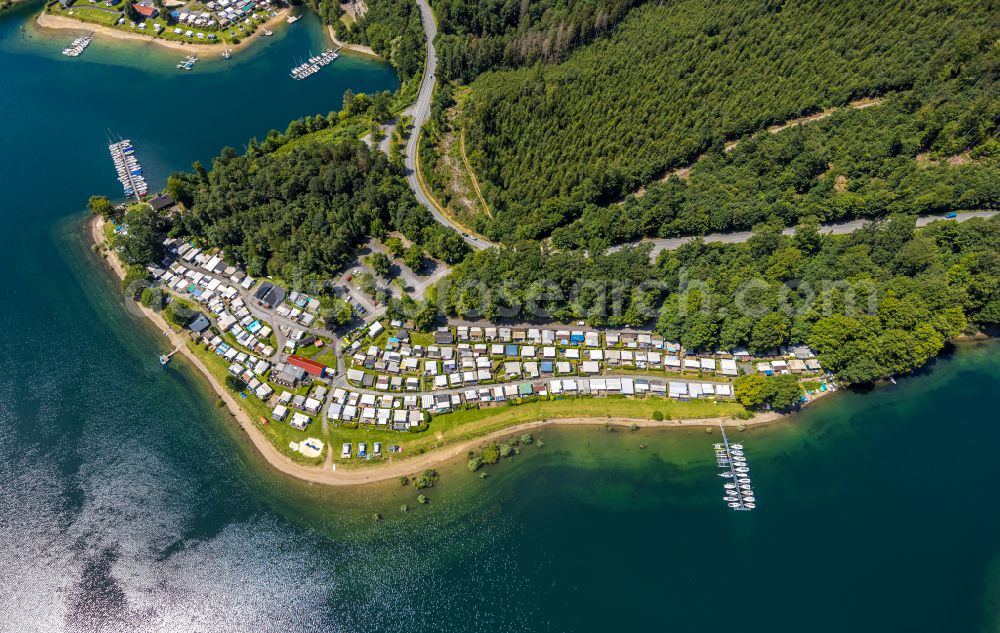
[
  {"left": 329, "top": 396, "right": 746, "bottom": 469},
  {"left": 184, "top": 336, "right": 326, "bottom": 466}
]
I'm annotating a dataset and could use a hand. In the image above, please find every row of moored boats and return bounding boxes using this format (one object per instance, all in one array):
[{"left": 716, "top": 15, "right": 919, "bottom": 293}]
[
  {"left": 109, "top": 140, "right": 148, "bottom": 199},
  {"left": 715, "top": 441, "right": 757, "bottom": 510},
  {"left": 62, "top": 34, "right": 93, "bottom": 57},
  {"left": 177, "top": 55, "right": 199, "bottom": 70},
  {"left": 290, "top": 49, "right": 338, "bottom": 80}
]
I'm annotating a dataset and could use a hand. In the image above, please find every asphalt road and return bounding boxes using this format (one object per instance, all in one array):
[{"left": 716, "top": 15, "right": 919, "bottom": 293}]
[
  {"left": 403, "top": 0, "right": 492, "bottom": 251},
  {"left": 608, "top": 210, "right": 998, "bottom": 261}
]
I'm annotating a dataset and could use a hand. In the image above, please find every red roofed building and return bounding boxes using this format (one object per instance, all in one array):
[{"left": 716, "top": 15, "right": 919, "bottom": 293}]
[
  {"left": 288, "top": 355, "right": 326, "bottom": 377},
  {"left": 132, "top": 3, "right": 159, "bottom": 18}
]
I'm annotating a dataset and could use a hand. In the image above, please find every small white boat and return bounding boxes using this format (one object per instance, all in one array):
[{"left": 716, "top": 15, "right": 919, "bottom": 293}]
[
  {"left": 158, "top": 355, "right": 169, "bottom": 365},
  {"left": 740, "top": 484, "right": 752, "bottom": 490},
  {"left": 730, "top": 443, "right": 744, "bottom": 450},
  {"left": 719, "top": 472, "right": 733, "bottom": 478},
  {"left": 724, "top": 483, "right": 737, "bottom": 489},
  {"left": 743, "top": 496, "right": 756, "bottom": 503},
  {"left": 744, "top": 502, "right": 756, "bottom": 509},
  {"left": 727, "top": 502, "right": 742, "bottom": 508}
]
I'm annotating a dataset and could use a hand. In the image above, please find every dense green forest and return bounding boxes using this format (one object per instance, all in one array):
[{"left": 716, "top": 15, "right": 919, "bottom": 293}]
[
  {"left": 438, "top": 215, "right": 1000, "bottom": 383},
  {"left": 458, "top": 0, "right": 999, "bottom": 241},
  {"left": 167, "top": 109, "right": 468, "bottom": 282},
  {"left": 434, "top": 0, "right": 644, "bottom": 83},
  {"left": 326, "top": 0, "right": 425, "bottom": 80},
  {"left": 551, "top": 93, "right": 1000, "bottom": 251}
]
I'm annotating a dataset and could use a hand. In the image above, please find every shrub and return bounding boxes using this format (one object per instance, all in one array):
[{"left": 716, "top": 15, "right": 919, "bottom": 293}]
[
  {"left": 414, "top": 469, "right": 439, "bottom": 489},
  {"left": 651, "top": 410, "right": 664, "bottom": 421},
  {"left": 467, "top": 456, "right": 484, "bottom": 472},
  {"left": 520, "top": 433, "right": 534, "bottom": 445},
  {"left": 481, "top": 443, "right": 501, "bottom": 464},
  {"left": 498, "top": 443, "right": 513, "bottom": 458},
  {"left": 417, "top": 494, "right": 428, "bottom": 504},
  {"left": 400, "top": 504, "right": 409, "bottom": 513}
]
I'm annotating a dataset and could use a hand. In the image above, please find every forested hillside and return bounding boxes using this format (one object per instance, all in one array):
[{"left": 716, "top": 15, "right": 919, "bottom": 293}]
[
  {"left": 434, "top": 0, "right": 645, "bottom": 83},
  {"left": 326, "top": 0, "right": 425, "bottom": 80},
  {"left": 459, "top": 0, "right": 999, "bottom": 241},
  {"left": 170, "top": 116, "right": 467, "bottom": 282},
  {"left": 551, "top": 89, "right": 1000, "bottom": 250},
  {"left": 439, "top": 215, "right": 1000, "bottom": 384}
]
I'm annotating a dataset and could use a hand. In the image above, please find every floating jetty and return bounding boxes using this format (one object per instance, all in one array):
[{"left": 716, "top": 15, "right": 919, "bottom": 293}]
[
  {"left": 176, "top": 55, "right": 199, "bottom": 70},
  {"left": 286, "top": 14, "right": 300, "bottom": 23},
  {"left": 62, "top": 33, "right": 94, "bottom": 57},
  {"left": 108, "top": 138, "right": 148, "bottom": 200},
  {"left": 159, "top": 347, "right": 179, "bottom": 366},
  {"left": 714, "top": 426, "right": 756, "bottom": 511},
  {"left": 290, "top": 49, "right": 339, "bottom": 80}
]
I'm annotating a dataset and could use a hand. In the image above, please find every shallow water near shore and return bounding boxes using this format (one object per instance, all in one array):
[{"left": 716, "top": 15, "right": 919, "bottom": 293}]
[{"left": 3, "top": 4, "right": 1000, "bottom": 631}]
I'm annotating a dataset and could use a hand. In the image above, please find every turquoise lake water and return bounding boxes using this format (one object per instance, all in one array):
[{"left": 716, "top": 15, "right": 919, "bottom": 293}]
[{"left": 1, "top": 4, "right": 1000, "bottom": 631}]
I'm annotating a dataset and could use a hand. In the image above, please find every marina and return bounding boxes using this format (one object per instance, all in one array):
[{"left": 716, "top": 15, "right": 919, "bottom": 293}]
[
  {"left": 715, "top": 426, "right": 756, "bottom": 511},
  {"left": 107, "top": 138, "right": 148, "bottom": 200},
  {"left": 290, "top": 48, "right": 339, "bottom": 80},
  {"left": 61, "top": 33, "right": 93, "bottom": 57}
]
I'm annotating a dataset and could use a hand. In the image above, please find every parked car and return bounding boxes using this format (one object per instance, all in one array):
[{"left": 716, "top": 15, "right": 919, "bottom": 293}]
[{"left": 945, "top": 212, "right": 958, "bottom": 219}]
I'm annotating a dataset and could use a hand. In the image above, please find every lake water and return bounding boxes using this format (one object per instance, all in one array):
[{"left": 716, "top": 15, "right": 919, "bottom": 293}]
[{"left": 1, "top": 4, "right": 999, "bottom": 632}]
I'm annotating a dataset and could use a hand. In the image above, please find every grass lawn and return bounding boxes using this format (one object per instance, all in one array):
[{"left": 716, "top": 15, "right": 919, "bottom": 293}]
[
  {"left": 185, "top": 339, "right": 326, "bottom": 465},
  {"left": 62, "top": 5, "right": 122, "bottom": 27},
  {"left": 102, "top": 220, "right": 117, "bottom": 245},
  {"left": 329, "top": 396, "right": 747, "bottom": 470},
  {"left": 276, "top": 121, "right": 370, "bottom": 154},
  {"left": 295, "top": 336, "right": 332, "bottom": 360},
  {"left": 313, "top": 347, "right": 339, "bottom": 370},
  {"left": 407, "top": 330, "right": 434, "bottom": 347}
]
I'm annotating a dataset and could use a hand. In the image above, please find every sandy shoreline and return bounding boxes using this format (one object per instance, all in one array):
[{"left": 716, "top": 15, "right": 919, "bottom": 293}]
[
  {"left": 90, "top": 215, "right": 797, "bottom": 486},
  {"left": 327, "top": 25, "right": 380, "bottom": 58},
  {"left": 37, "top": 8, "right": 290, "bottom": 55}
]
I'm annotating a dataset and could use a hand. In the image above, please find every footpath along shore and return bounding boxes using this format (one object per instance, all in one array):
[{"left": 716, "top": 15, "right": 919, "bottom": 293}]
[
  {"left": 37, "top": 8, "right": 291, "bottom": 55},
  {"left": 90, "top": 214, "right": 801, "bottom": 486},
  {"left": 327, "top": 25, "right": 379, "bottom": 57}
]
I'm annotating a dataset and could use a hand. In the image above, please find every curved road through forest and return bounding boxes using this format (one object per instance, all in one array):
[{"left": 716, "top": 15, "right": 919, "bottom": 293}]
[
  {"left": 401, "top": 4, "right": 995, "bottom": 259},
  {"left": 405, "top": 0, "right": 492, "bottom": 251},
  {"left": 608, "top": 210, "right": 998, "bottom": 261}
]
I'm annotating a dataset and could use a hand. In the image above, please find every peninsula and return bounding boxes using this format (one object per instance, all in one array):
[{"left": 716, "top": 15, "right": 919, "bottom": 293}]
[
  {"left": 90, "top": 210, "right": 798, "bottom": 487},
  {"left": 83, "top": 0, "right": 999, "bottom": 488}
]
